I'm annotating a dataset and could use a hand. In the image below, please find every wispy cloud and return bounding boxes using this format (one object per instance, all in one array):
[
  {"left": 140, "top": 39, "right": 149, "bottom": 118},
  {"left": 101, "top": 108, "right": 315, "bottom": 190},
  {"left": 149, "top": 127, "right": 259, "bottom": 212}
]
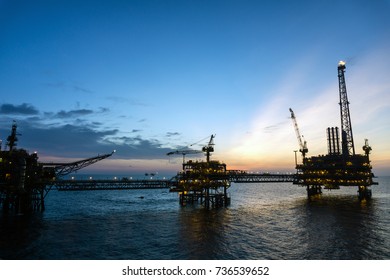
[
  {"left": 43, "top": 81, "right": 94, "bottom": 94},
  {"left": 166, "top": 132, "right": 181, "bottom": 137},
  {"left": 263, "top": 121, "right": 288, "bottom": 133},
  {"left": 42, "top": 81, "right": 66, "bottom": 88},
  {"left": 73, "top": 85, "right": 93, "bottom": 93},
  {"left": 106, "top": 96, "right": 148, "bottom": 106}
]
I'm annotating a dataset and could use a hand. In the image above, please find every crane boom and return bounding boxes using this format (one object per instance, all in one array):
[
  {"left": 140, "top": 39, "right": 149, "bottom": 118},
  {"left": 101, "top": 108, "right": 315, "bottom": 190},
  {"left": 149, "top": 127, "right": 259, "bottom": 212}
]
[
  {"left": 289, "top": 108, "right": 308, "bottom": 158},
  {"left": 166, "top": 134, "right": 216, "bottom": 163},
  {"left": 166, "top": 149, "right": 203, "bottom": 164},
  {"left": 42, "top": 151, "right": 115, "bottom": 178}
]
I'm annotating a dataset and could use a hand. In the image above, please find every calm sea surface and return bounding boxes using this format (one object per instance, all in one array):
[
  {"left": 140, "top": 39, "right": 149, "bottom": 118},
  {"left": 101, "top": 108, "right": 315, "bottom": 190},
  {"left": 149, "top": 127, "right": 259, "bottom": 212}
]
[{"left": 1, "top": 176, "right": 389, "bottom": 260}]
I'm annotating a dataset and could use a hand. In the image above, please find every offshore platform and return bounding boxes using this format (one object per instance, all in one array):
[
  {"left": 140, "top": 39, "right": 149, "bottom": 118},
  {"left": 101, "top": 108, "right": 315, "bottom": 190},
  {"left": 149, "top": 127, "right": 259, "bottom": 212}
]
[
  {"left": 290, "top": 61, "right": 377, "bottom": 200},
  {"left": 0, "top": 122, "right": 114, "bottom": 213},
  {"left": 167, "top": 135, "right": 231, "bottom": 208}
]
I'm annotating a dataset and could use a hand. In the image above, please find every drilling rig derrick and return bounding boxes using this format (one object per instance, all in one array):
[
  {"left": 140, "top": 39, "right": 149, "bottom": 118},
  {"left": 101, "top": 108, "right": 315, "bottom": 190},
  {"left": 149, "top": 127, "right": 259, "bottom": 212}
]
[{"left": 338, "top": 61, "right": 355, "bottom": 157}]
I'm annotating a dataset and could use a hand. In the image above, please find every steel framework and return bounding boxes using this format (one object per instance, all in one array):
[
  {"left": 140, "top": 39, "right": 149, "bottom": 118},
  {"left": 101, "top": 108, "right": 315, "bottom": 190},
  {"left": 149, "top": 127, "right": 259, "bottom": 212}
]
[{"left": 338, "top": 61, "right": 355, "bottom": 156}]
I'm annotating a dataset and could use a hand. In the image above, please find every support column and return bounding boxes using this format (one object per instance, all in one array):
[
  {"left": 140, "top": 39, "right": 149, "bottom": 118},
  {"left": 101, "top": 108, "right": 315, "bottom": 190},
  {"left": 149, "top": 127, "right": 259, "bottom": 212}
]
[
  {"left": 307, "top": 185, "right": 322, "bottom": 197},
  {"left": 358, "top": 186, "right": 372, "bottom": 200}
]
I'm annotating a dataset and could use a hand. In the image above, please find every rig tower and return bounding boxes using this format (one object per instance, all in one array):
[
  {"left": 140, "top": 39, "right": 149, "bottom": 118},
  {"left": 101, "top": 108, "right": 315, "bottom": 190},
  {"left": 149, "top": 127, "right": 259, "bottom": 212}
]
[{"left": 338, "top": 61, "right": 355, "bottom": 157}]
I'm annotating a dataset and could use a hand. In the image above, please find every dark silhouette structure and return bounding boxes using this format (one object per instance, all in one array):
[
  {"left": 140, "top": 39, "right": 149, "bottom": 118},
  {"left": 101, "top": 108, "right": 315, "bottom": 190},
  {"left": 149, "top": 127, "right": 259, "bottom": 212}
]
[{"left": 0, "top": 122, "right": 114, "bottom": 213}]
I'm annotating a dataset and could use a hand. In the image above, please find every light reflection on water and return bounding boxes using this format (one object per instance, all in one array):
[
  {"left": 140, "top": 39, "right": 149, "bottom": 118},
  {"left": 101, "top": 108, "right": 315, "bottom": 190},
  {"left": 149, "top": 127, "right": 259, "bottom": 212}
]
[{"left": 1, "top": 177, "right": 389, "bottom": 259}]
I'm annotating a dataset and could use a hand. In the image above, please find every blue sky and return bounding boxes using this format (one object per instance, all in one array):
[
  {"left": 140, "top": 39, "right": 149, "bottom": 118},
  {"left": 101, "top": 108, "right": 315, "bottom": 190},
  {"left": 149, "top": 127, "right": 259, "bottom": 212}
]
[{"left": 0, "top": 0, "right": 389, "bottom": 176}]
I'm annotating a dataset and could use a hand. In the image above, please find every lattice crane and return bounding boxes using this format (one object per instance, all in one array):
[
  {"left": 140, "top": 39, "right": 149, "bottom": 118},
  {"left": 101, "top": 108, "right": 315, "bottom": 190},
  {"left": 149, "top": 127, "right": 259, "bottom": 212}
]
[
  {"left": 202, "top": 134, "right": 215, "bottom": 162},
  {"left": 166, "top": 149, "right": 203, "bottom": 164},
  {"left": 167, "top": 134, "right": 216, "bottom": 163},
  {"left": 289, "top": 108, "right": 308, "bottom": 159}
]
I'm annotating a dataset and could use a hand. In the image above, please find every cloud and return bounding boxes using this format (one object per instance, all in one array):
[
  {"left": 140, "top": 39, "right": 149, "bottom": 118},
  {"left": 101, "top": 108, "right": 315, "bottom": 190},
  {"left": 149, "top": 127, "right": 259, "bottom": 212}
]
[
  {"left": 11, "top": 122, "right": 117, "bottom": 156},
  {"left": 41, "top": 107, "right": 110, "bottom": 120},
  {"left": 54, "top": 109, "right": 94, "bottom": 118},
  {"left": 0, "top": 111, "right": 174, "bottom": 162},
  {"left": 73, "top": 85, "right": 93, "bottom": 93},
  {"left": 166, "top": 132, "right": 181, "bottom": 137},
  {"left": 98, "top": 107, "right": 109, "bottom": 113},
  {"left": 0, "top": 103, "right": 39, "bottom": 115},
  {"left": 42, "top": 81, "right": 66, "bottom": 88},
  {"left": 263, "top": 121, "right": 288, "bottom": 133},
  {"left": 106, "top": 96, "right": 148, "bottom": 106}
]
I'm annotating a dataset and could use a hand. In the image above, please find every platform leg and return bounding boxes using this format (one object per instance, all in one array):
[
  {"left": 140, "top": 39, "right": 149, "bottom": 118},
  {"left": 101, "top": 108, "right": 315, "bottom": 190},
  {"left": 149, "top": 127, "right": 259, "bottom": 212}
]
[
  {"left": 307, "top": 185, "right": 322, "bottom": 197},
  {"left": 358, "top": 186, "right": 372, "bottom": 200}
]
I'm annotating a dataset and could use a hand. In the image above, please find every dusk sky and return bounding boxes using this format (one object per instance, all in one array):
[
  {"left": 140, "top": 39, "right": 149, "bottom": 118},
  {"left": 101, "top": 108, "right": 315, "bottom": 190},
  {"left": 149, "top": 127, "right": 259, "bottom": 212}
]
[{"left": 0, "top": 0, "right": 389, "bottom": 176}]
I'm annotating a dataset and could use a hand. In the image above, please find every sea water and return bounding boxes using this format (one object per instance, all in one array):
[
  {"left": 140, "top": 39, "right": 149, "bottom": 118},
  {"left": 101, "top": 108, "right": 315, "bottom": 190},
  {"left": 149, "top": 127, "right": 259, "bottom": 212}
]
[{"left": 1, "top": 177, "right": 389, "bottom": 259}]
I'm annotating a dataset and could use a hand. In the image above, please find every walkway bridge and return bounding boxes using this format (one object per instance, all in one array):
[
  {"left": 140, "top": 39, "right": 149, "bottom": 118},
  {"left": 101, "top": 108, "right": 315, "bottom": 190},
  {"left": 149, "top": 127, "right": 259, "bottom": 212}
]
[
  {"left": 52, "top": 179, "right": 171, "bottom": 191},
  {"left": 228, "top": 171, "right": 295, "bottom": 183},
  {"left": 49, "top": 172, "right": 295, "bottom": 191}
]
